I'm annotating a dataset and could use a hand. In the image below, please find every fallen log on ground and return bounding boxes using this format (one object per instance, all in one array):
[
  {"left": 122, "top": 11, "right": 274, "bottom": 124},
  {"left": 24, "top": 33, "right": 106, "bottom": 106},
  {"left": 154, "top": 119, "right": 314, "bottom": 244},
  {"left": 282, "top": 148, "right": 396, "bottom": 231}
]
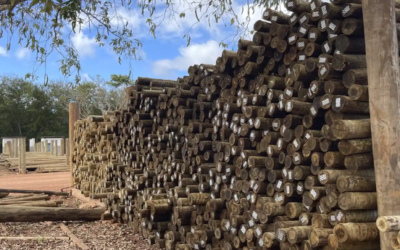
[
  {"left": 3, "top": 201, "right": 62, "bottom": 207},
  {"left": 0, "top": 188, "right": 69, "bottom": 196},
  {"left": 0, "top": 206, "right": 105, "bottom": 222}
]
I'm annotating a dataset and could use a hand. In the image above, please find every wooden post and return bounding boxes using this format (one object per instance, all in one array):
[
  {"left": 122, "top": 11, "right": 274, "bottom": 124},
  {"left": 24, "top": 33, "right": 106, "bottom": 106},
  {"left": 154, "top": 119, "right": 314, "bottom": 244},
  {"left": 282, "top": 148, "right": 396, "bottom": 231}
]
[
  {"left": 13, "top": 139, "right": 18, "bottom": 158},
  {"left": 18, "top": 138, "right": 26, "bottom": 174},
  {"left": 6, "top": 142, "right": 11, "bottom": 156},
  {"left": 363, "top": 1, "right": 400, "bottom": 249},
  {"left": 45, "top": 140, "right": 48, "bottom": 152},
  {"left": 69, "top": 103, "right": 80, "bottom": 186},
  {"left": 66, "top": 138, "right": 70, "bottom": 165},
  {"left": 60, "top": 139, "right": 65, "bottom": 156}
]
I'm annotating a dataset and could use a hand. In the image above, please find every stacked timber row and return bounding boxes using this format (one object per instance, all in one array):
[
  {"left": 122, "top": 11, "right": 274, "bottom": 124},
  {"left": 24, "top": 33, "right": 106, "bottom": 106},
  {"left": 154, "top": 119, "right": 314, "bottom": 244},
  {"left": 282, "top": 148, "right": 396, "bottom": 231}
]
[
  {"left": 73, "top": 0, "right": 382, "bottom": 249},
  {"left": 72, "top": 114, "right": 119, "bottom": 198}
]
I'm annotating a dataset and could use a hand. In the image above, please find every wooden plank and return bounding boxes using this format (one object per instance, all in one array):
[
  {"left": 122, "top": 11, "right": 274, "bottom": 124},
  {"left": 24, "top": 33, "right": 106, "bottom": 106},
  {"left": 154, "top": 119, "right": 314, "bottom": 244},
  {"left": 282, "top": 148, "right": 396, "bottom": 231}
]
[
  {"left": 59, "top": 223, "right": 89, "bottom": 250},
  {"left": 363, "top": 0, "right": 400, "bottom": 249}
]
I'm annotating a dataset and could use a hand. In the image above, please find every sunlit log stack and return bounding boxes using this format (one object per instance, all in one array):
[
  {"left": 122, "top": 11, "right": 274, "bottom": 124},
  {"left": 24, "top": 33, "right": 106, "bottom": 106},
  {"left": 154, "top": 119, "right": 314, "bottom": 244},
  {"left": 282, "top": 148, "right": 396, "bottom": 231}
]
[
  {"left": 72, "top": 114, "right": 119, "bottom": 198},
  {"left": 73, "top": 0, "right": 381, "bottom": 249}
]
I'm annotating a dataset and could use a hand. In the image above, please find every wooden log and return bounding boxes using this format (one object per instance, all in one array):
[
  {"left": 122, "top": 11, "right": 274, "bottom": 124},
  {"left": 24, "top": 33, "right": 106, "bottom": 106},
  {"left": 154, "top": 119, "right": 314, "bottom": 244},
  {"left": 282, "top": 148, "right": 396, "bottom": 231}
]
[
  {"left": 336, "top": 175, "right": 376, "bottom": 193},
  {"left": 328, "top": 234, "right": 380, "bottom": 250},
  {"left": 0, "top": 193, "right": 9, "bottom": 199},
  {"left": 3, "top": 201, "right": 61, "bottom": 207},
  {"left": 0, "top": 188, "right": 69, "bottom": 196},
  {"left": 333, "top": 223, "right": 379, "bottom": 242},
  {"left": 376, "top": 216, "right": 400, "bottom": 232},
  {"left": 338, "top": 192, "right": 377, "bottom": 210},
  {"left": 331, "top": 119, "right": 371, "bottom": 140},
  {"left": 0, "top": 206, "right": 105, "bottom": 222},
  {"left": 59, "top": 223, "right": 90, "bottom": 250}
]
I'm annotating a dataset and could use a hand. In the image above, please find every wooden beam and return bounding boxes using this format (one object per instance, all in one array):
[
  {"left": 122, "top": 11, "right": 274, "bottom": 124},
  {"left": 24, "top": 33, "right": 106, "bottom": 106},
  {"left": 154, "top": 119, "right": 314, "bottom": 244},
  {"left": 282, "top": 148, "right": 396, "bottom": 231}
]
[
  {"left": 363, "top": 0, "right": 400, "bottom": 249},
  {"left": 69, "top": 103, "right": 80, "bottom": 186},
  {"left": 59, "top": 223, "right": 90, "bottom": 250}
]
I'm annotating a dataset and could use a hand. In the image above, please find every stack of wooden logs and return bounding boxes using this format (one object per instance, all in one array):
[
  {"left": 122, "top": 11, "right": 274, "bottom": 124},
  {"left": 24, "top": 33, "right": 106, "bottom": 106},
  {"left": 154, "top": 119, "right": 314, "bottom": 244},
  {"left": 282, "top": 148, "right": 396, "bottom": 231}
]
[
  {"left": 0, "top": 193, "right": 62, "bottom": 207},
  {"left": 72, "top": 114, "right": 118, "bottom": 198},
  {"left": 1, "top": 152, "right": 69, "bottom": 173},
  {"left": 72, "top": 0, "right": 381, "bottom": 249},
  {"left": 0, "top": 190, "right": 107, "bottom": 222}
]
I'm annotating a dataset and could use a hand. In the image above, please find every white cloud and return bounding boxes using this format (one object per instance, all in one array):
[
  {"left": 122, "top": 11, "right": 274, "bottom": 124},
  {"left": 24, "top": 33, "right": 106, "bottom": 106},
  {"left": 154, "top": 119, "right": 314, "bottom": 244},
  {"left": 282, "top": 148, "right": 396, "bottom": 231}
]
[
  {"left": 16, "top": 48, "right": 30, "bottom": 59},
  {"left": 0, "top": 46, "right": 8, "bottom": 57},
  {"left": 71, "top": 32, "right": 97, "bottom": 57},
  {"left": 82, "top": 73, "right": 93, "bottom": 81},
  {"left": 110, "top": 8, "right": 146, "bottom": 35},
  {"left": 152, "top": 40, "right": 223, "bottom": 77}
]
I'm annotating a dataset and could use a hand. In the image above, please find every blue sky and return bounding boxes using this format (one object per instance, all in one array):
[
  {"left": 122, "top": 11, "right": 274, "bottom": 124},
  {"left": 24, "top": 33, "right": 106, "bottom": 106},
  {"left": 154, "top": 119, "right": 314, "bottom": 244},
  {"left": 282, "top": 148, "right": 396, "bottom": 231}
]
[{"left": 0, "top": 1, "right": 266, "bottom": 83}]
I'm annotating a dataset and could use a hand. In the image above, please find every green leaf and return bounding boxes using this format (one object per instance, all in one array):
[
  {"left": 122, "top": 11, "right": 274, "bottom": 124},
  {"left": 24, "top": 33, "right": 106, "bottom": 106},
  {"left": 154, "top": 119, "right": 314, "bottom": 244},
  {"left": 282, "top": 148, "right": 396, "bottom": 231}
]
[
  {"left": 179, "top": 12, "right": 185, "bottom": 18},
  {"left": 230, "top": 18, "right": 234, "bottom": 25},
  {"left": 29, "top": 0, "right": 40, "bottom": 8}
]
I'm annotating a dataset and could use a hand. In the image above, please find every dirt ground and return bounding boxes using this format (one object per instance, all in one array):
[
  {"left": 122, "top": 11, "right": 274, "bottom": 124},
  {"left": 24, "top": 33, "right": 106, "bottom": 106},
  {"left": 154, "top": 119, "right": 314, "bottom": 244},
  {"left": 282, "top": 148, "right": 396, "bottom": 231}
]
[
  {"left": 0, "top": 172, "right": 159, "bottom": 250},
  {"left": 0, "top": 220, "right": 159, "bottom": 250},
  {"left": 0, "top": 172, "right": 71, "bottom": 192}
]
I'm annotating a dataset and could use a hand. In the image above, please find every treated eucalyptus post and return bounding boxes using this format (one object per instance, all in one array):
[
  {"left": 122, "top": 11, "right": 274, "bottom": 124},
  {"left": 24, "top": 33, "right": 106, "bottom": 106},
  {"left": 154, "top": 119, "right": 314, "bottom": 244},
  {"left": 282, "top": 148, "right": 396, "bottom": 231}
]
[
  {"left": 69, "top": 103, "right": 80, "bottom": 186},
  {"left": 66, "top": 138, "right": 70, "bottom": 165},
  {"left": 363, "top": 0, "right": 400, "bottom": 249},
  {"left": 13, "top": 139, "right": 18, "bottom": 158},
  {"left": 60, "top": 139, "right": 65, "bottom": 156},
  {"left": 18, "top": 138, "right": 26, "bottom": 174},
  {"left": 6, "top": 142, "right": 11, "bottom": 156}
]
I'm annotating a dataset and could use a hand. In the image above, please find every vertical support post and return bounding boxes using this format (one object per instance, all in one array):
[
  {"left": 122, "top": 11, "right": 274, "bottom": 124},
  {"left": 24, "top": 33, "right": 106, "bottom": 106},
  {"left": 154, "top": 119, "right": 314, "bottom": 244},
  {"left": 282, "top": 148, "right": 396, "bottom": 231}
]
[
  {"left": 66, "top": 138, "right": 70, "bottom": 165},
  {"left": 69, "top": 103, "right": 80, "bottom": 186},
  {"left": 363, "top": 1, "right": 400, "bottom": 249},
  {"left": 13, "top": 139, "right": 18, "bottom": 158},
  {"left": 22, "top": 138, "right": 26, "bottom": 174},
  {"left": 45, "top": 140, "right": 48, "bottom": 152},
  {"left": 18, "top": 139, "right": 22, "bottom": 172},
  {"left": 18, "top": 138, "right": 26, "bottom": 174},
  {"left": 60, "top": 139, "right": 65, "bottom": 156},
  {"left": 6, "top": 142, "right": 11, "bottom": 156}
]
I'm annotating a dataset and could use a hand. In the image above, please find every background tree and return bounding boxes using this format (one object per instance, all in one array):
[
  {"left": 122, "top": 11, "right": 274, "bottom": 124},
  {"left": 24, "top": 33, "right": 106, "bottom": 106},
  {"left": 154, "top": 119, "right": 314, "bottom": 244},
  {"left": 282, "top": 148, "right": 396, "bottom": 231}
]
[
  {"left": 106, "top": 74, "right": 134, "bottom": 88},
  {"left": 0, "top": 75, "right": 126, "bottom": 151},
  {"left": 0, "top": 0, "right": 284, "bottom": 82}
]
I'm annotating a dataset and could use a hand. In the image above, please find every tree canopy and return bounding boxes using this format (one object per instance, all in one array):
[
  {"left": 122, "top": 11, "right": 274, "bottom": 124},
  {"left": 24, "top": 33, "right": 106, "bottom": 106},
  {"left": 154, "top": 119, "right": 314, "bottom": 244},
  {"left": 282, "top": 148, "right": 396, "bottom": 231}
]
[
  {"left": 0, "top": 0, "right": 284, "bottom": 82},
  {"left": 0, "top": 75, "right": 125, "bottom": 151}
]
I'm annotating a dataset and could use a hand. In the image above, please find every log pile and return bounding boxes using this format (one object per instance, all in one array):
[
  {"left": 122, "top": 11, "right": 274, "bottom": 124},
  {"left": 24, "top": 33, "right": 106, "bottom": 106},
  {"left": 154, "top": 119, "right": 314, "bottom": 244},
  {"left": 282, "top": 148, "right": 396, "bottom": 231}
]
[
  {"left": 0, "top": 193, "right": 62, "bottom": 207},
  {"left": 1, "top": 152, "right": 69, "bottom": 173},
  {"left": 73, "top": 0, "right": 381, "bottom": 249},
  {"left": 0, "top": 191, "right": 107, "bottom": 222}
]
